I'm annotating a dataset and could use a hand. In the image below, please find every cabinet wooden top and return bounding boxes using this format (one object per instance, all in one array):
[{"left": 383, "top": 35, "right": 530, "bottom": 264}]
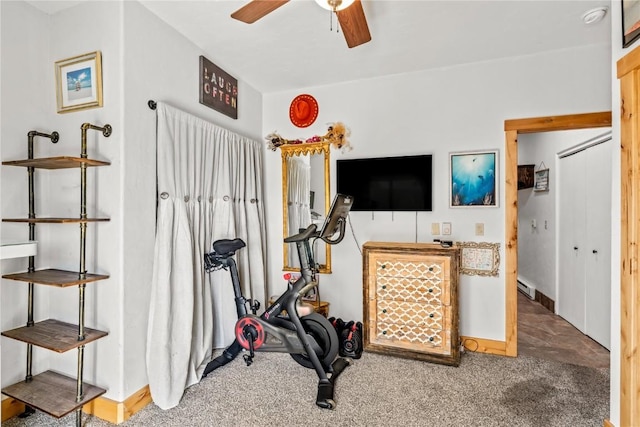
[{"left": 363, "top": 241, "right": 459, "bottom": 255}]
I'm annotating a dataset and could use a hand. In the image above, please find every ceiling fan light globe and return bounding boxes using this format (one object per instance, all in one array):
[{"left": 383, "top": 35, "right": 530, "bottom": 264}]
[{"left": 314, "top": 0, "right": 355, "bottom": 12}]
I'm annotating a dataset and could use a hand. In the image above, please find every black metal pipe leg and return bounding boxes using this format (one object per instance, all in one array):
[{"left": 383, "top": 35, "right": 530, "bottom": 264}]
[{"left": 17, "top": 405, "right": 35, "bottom": 418}]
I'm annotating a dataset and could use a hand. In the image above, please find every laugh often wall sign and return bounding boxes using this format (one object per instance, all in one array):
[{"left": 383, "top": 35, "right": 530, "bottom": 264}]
[{"left": 199, "top": 55, "right": 238, "bottom": 119}]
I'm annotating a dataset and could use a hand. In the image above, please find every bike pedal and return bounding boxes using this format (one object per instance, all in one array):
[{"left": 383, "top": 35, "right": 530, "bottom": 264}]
[{"left": 243, "top": 354, "right": 253, "bottom": 366}]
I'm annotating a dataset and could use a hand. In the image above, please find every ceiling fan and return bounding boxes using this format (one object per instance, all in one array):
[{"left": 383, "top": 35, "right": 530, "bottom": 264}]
[{"left": 230, "top": 0, "right": 372, "bottom": 48}]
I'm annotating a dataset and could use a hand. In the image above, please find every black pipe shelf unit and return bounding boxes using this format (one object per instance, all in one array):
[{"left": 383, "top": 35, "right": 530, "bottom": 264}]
[{"left": 1, "top": 124, "right": 112, "bottom": 426}]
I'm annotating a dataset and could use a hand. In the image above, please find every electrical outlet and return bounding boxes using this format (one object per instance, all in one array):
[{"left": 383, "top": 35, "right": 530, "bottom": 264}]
[
  {"left": 475, "top": 223, "right": 484, "bottom": 236},
  {"left": 442, "top": 222, "right": 452, "bottom": 235},
  {"left": 431, "top": 223, "right": 440, "bottom": 235}
]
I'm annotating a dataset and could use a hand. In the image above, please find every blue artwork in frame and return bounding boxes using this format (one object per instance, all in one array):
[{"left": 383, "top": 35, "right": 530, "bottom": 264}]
[
  {"left": 65, "top": 67, "right": 92, "bottom": 101},
  {"left": 449, "top": 150, "right": 499, "bottom": 207},
  {"left": 55, "top": 50, "right": 102, "bottom": 113}
]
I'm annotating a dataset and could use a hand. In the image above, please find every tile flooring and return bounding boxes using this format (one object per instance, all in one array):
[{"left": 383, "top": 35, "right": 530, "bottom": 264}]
[{"left": 517, "top": 291, "right": 610, "bottom": 369}]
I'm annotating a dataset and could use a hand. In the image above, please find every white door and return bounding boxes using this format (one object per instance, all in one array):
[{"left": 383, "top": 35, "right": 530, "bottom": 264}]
[
  {"left": 558, "top": 149, "right": 587, "bottom": 333},
  {"left": 557, "top": 138, "right": 611, "bottom": 349},
  {"left": 584, "top": 140, "right": 611, "bottom": 349}
]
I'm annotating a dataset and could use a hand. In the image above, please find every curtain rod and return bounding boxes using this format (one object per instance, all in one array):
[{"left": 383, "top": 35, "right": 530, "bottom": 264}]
[{"left": 148, "top": 100, "right": 157, "bottom": 110}]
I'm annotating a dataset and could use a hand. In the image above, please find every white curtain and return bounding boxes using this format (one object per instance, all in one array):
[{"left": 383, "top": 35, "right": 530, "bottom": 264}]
[
  {"left": 287, "top": 157, "right": 311, "bottom": 265},
  {"left": 146, "top": 102, "right": 267, "bottom": 410}
]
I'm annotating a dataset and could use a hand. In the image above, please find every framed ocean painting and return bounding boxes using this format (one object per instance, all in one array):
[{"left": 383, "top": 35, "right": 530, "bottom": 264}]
[{"left": 449, "top": 150, "right": 498, "bottom": 208}]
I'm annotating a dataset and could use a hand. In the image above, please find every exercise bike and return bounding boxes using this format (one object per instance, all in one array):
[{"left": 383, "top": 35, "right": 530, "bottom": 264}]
[{"left": 202, "top": 194, "right": 354, "bottom": 409}]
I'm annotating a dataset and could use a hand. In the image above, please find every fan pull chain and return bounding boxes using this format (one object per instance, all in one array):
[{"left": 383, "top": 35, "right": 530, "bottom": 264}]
[{"left": 329, "top": 10, "right": 339, "bottom": 33}]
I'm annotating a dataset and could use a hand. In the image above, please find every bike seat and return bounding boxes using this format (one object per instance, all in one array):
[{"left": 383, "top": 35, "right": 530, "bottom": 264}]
[
  {"left": 212, "top": 238, "right": 246, "bottom": 256},
  {"left": 284, "top": 224, "right": 318, "bottom": 243}
]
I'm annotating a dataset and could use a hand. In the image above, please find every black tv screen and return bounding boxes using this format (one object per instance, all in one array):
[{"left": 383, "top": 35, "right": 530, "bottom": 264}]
[{"left": 336, "top": 155, "right": 433, "bottom": 211}]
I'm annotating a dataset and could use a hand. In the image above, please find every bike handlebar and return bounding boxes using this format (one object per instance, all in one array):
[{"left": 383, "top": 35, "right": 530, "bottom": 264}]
[
  {"left": 283, "top": 223, "right": 319, "bottom": 243},
  {"left": 319, "top": 218, "right": 347, "bottom": 245},
  {"left": 283, "top": 218, "right": 347, "bottom": 246}
]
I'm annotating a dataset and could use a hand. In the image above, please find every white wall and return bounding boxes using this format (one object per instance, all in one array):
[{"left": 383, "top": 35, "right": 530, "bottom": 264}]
[
  {"left": 1, "top": 0, "right": 126, "bottom": 400},
  {"left": 263, "top": 43, "right": 611, "bottom": 341},
  {"left": 42, "top": 0, "right": 124, "bottom": 395},
  {"left": 0, "top": 0, "right": 56, "bottom": 389},
  {"left": 0, "top": 0, "right": 263, "bottom": 403},
  {"left": 517, "top": 128, "right": 609, "bottom": 301}
]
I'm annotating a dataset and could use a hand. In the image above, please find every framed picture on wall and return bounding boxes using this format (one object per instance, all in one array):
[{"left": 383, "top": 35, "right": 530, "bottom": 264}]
[
  {"left": 623, "top": 0, "right": 640, "bottom": 47},
  {"left": 457, "top": 241, "right": 500, "bottom": 277},
  {"left": 449, "top": 150, "right": 499, "bottom": 207},
  {"left": 534, "top": 168, "right": 550, "bottom": 192},
  {"left": 55, "top": 51, "right": 103, "bottom": 113}
]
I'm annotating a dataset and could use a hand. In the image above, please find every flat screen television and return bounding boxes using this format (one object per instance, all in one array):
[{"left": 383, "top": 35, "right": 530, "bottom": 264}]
[{"left": 336, "top": 155, "right": 433, "bottom": 211}]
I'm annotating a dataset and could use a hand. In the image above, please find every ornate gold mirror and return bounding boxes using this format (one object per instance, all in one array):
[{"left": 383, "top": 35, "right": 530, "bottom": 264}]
[{"left": 281, "top": 141, "right": 331, "bottom": 273}]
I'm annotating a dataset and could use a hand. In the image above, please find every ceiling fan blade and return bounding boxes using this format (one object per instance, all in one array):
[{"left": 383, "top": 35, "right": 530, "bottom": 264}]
[
  {"left": 336, "top": 0, "right": 371, "bottom": 48},
  {"left": 231, "top": 0, "right": 290, "bottom": 24}
]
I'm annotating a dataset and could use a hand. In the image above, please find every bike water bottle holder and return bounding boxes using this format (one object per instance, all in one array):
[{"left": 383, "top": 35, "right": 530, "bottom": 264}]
[{"left": 247, "top": 299, "right": 261, "bottom": 315}]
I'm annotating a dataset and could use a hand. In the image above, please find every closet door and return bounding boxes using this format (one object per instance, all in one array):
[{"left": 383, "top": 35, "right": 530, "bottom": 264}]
[
  {"left": 558, "top": 150, "right": 587, "bottom": 333},
  {"left": 584, "top": 140, "right": 611, "bottom": 349}
]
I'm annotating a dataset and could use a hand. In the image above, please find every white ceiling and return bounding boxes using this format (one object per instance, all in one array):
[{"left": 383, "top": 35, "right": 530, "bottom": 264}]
[{"left": 27, "top": 0, "right": 612, "bottom": 94}]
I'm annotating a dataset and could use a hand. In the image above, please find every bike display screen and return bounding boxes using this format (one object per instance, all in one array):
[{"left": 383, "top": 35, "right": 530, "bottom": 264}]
[{"left": 319, "top": 194, "right": 353, "bottom": 240}]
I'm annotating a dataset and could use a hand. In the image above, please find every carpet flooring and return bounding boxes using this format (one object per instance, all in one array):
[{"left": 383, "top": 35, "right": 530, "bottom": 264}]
[{"left": 3, "top": 348, "right": 609, "bottom": 427}]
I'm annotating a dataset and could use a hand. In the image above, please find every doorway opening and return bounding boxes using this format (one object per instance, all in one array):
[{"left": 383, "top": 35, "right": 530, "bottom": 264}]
[
  {"left": 515, "top": 129, "right": 611, "bottom": 368},
  {"left": 502, "top": 111, "right": 612, "bottom": 357}
]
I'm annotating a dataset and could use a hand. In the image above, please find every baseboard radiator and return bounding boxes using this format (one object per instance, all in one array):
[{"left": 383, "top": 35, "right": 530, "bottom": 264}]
[{"left": 517, "top": 279, "right": 536, "bottom": 300}]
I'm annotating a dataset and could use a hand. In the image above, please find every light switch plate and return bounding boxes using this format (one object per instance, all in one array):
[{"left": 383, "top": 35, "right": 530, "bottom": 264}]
[
  {"left": 431, "top": 223, "right": 440, "bottom": 235},
  {"left": 475, "top": 223, "right": 484, "bottom": 236},
  {"left": 442, "top": 222, "right": 452, "bottom": 235}
]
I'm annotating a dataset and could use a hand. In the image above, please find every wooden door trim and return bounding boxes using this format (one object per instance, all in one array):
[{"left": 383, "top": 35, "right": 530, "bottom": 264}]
[
  {"left": 504, "top": 112, "right": 612, "bottom": 134},
  {"left": 617, "top": 44, "right": 640, "bottom": 427},
  {"left": 503, "top": 111, "right": 612, "bottom": 359}
]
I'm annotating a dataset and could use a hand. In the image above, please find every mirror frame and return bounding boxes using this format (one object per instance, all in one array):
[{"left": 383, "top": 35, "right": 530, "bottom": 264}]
[{"left": 281, "top": 141, "right": 331, "bottom": 273}]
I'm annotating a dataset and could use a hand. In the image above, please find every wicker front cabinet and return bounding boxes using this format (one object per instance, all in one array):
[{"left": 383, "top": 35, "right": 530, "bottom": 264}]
[{"left": 363, "top": 242, "right": 460, "bottom": 366}]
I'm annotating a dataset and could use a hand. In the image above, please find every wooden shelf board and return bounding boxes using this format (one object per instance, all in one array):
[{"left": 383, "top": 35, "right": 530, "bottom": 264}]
[
  {"left": 2, "top": 319, "right": 108, "bottom": 352},
  {"left": 2, "top": 218, "right": 110, "bottom": 223},
  {"left": 2, "top": 156, "right": 110, "bottom": 169},
  {"left": 2, "top": 370, "right": 106, "bottom": 418},
  {"left": 2, "top": 269, "right": 109, "bottom": 287}
]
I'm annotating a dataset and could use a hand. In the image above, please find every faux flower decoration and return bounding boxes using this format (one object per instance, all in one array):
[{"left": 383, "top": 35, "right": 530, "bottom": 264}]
[{"left": 266, "top": 122, "right": 352, "bottom": 152}]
